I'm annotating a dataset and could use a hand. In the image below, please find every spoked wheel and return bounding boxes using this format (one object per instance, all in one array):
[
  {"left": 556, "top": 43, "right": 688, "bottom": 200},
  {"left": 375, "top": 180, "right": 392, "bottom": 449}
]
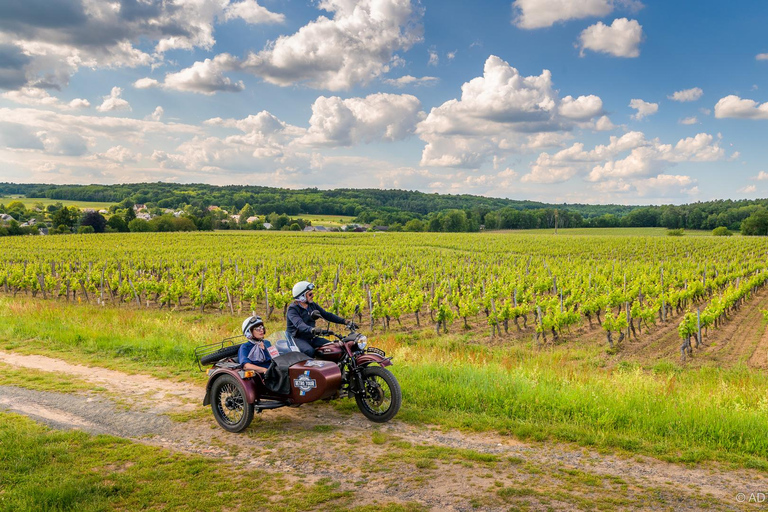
[
  {"left": 355, "top": 366, "right": 401, "bottom": 423},
  {"left": 210, "top": 374, "right": 254, "bottom": 433}
]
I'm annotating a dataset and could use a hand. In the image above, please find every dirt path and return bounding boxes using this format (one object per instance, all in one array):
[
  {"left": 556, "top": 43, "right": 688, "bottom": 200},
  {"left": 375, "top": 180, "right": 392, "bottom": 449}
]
[{"left": 0, "top": 351, "right": 765, "bottom": 511}]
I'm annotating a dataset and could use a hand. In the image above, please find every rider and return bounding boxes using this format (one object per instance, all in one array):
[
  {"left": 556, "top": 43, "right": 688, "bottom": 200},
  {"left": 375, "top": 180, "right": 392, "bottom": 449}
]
[
  {"left": 238, "top": 315, "right": 272, "bottom": 374},
  {"left": 287, "top": 281, "right": 354, "bottom": 357}
]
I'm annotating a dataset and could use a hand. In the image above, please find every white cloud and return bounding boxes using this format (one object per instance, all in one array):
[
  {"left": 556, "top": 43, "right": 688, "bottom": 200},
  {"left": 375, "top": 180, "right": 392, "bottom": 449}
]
[
  {"left": 92, "top": 145, "right": 140, "bottom": 163},
  {"left": 416, "top": 55, "right": 606, "bottom": 168},
  {"left": 739, "top": 184, "right": 757, "bottom": 193},
  {"left": 629, "top": 98, "right": 658, "bottom": 120},
  {"left": 2, "top": 88, "right": 89, "bottom": 110},
  {"left": 447, "top": 51, "right": 456, "bottom": 60},
  {"left": 384, "top": 75, "right": 439, "bottom": 88},
  {"left": 147, "top": 107, "right": 164, "bottom": 122},
  {"left": 134, "top": 78, "right": 160, "bottom": 89},
  {"left": 754, "top": 171, "right": 768, "bottom": 181},
  {"left": 302, "top": 93, "right": 424, "bottom": 146},
  {"left": 633, "top": 175, "right": 696, "bottom": 196},
  {"left": 240, "top": 0, "right": 423, "bottom": 91},
  {"left": 756, "top": 53, "right": 768, "bottom": 61},
  {"left": 428, "top": 49, "right": 439, "bottom": 66},
  {"left": 668, "top": 87, "right": 703, "bottom": 102},
  {"left": 558, "top": 95, "right": 604, "bottom": 120},
  {"left": 679, "top": 116, "right": 698, "bottom": 125},
  {"left": 223, "top": 0, "right": 285, "bottom": 25},
  {"left": 162, "top": 54, "right": 244, "bottom": 94},
  {"left": 714, "top": 95, "right": 768, "bottom": 119},
  {"left": 594, "top": 115, "right": 617, "bottom": 131},
  {"left": 512, "top": 0, "right": 643, "bottom": 29},
  {"left": 97, "top": 87, "right": 131, "bottom": 113},
  {"left": 579, "top": 18, "right": 643, "bottom": 58}
]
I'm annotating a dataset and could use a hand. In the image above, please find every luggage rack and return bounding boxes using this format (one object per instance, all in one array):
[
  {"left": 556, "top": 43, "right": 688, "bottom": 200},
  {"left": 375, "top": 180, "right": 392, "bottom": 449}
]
[{"left": 194, "top": 335, "right": 243, "bottom": 371}]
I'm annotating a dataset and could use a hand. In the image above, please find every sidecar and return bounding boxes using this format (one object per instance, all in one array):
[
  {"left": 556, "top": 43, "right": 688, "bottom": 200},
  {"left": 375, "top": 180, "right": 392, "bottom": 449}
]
[{"left": 196, "top": 331, "right": 342, "bottom": 432}]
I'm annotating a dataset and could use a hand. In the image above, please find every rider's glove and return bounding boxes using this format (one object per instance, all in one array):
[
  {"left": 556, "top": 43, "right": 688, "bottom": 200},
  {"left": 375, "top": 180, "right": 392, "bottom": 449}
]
[
  {"left": 346, "top": 320, "right": 358, "bottom": 330},
  {"left": 311, "top": 327, "right": 330, "bottom": 336}
]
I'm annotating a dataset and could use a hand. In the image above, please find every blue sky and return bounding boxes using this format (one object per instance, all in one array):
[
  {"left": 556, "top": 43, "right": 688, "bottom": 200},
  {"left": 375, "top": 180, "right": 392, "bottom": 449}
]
[{"left": 0, "top": 0, "right": 766, "bottom": 205}]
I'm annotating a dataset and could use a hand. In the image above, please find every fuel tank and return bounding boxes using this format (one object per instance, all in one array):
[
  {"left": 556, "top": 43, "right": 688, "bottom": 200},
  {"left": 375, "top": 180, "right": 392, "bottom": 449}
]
[
  {"left": 289, "top": 359, "right": 342, "bottom": 403},
  {"left": 315, "top": 342, "right": 344, "bottom": 362}
]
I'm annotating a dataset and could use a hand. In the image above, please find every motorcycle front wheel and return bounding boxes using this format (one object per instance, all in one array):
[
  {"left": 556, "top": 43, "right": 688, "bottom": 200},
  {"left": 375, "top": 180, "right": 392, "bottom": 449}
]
[
  {"left": 355, "top": 366, "right": 401, "bottom": 423},
  {"left": 211, "top": 374, "right": 254, "bottom": 433}
]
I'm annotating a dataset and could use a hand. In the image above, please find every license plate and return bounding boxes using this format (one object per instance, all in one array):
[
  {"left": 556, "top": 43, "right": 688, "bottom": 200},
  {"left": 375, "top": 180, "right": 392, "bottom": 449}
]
[{"left": 366, "top": 347, "right": 385, "bottom": 357}]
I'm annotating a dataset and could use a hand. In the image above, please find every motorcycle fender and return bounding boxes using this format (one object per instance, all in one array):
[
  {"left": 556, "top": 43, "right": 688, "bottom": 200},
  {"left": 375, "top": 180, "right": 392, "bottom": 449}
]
[
  {"left": 355, "top": 354, "right": 392, "bottom": 367},
  {"left": 203, "top": 369, "right": 258, "bottom": 406}
]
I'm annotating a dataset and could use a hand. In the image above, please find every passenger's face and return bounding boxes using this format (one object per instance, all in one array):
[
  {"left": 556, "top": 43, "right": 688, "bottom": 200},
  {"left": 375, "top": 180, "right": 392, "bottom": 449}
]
[{"left": 251, "top": 325, "right": 265, "bottom": 339}]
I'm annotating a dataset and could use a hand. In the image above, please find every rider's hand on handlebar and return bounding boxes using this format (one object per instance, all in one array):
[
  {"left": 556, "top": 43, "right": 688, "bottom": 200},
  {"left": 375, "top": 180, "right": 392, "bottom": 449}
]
[
  {"left": 345, "top": 320, "right": 359, "bottom": 330},
  {"left": 311, "top": 327, "right": 332, "bottom": 336}
]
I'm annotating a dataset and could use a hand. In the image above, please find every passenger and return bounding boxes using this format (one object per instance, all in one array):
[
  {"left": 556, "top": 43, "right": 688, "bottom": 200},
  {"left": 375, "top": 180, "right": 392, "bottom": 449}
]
[
  {"left": 238, "top": 315, "right": 272, "bottom": 374},
  {"left": 287, "top": 281, "right": 353, "bottom": 357}
]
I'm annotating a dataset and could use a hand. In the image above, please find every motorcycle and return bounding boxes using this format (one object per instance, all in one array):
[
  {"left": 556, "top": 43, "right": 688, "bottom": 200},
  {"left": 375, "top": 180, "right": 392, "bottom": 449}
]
[{"left": 195, "top": 313, "right": 401, "bottom": 432}]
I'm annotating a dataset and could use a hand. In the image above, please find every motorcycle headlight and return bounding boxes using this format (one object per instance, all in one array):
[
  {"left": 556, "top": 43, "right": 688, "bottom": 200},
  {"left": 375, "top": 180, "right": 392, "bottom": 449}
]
[{"left": 356, "top": 335, "right": 367, "bottom": 350}]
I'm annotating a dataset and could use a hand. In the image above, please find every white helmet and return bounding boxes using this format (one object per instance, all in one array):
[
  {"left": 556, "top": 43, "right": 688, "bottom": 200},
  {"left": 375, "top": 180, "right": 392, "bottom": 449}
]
[
  {"left": 292, "top": 280, "right": 315, "bottom": 302},
  {"left": 241, "top": 315, "right": 264, "bottom": 339}
]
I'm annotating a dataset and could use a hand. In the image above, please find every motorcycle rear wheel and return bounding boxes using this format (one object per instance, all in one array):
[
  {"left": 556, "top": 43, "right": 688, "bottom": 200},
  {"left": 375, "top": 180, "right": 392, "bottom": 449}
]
[
  {"left": 211, "top": 374, "right": 254, "bottom": 432},
  {"left": 355, "top": 366, "right": 401, "bottom": 423}
]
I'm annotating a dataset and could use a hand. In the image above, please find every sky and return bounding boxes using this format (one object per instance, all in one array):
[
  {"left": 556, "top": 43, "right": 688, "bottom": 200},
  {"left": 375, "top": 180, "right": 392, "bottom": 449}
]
[{"left": 0, "top": 0, "right": 767, "bottom": 205}]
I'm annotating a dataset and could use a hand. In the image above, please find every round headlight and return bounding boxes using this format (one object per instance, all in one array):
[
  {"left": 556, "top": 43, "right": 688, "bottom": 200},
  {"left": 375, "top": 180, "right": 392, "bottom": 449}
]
[{"left": 357, "top": 335, "right": 368, "bottom": 350}]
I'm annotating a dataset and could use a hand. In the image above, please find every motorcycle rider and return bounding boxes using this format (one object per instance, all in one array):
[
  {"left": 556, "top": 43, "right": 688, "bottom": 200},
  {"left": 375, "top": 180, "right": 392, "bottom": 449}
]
[
  {"left": 287, "top": 281, "right": 355, "bottom": 357},
  {"left": 238, "top": 315, "right": 272, "bottom": 374}
]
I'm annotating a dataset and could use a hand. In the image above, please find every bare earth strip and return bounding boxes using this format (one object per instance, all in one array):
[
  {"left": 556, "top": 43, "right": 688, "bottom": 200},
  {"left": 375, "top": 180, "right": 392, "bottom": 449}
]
[{"left": 0, "top": 351, "right": 765, "bottom": 510}]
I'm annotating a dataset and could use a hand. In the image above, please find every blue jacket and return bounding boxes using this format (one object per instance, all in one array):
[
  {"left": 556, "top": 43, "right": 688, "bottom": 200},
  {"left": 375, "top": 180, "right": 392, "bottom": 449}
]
[
  {"left": 238, "top": 340, "right": 272, "bottom": 369},
  {"left": 286, "top": 302, "right": 346, "bottom": 342}
]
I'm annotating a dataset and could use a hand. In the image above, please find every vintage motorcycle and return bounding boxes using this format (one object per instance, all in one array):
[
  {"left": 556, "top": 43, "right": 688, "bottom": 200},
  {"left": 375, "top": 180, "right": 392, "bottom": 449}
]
[{"left": 195, "top": 315, "right": 401, "bottom": 432}]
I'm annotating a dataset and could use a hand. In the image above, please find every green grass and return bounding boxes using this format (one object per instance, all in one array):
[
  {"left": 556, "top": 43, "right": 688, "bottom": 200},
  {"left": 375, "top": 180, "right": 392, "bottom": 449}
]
[
  {"left": 507, "top": 227, "right": 719, "bottom": 236},
  {"left": 0, "top": 412, "right": 359, "bottom": 511},
  {"left": 300, "top": 214, "right": 356, "bottom": 227},
  {"left": 2, "top": 297, "right": 767, "bottom": 469},
  {"left": 0, "top": 196, "right": 115, "bottom": 210}
]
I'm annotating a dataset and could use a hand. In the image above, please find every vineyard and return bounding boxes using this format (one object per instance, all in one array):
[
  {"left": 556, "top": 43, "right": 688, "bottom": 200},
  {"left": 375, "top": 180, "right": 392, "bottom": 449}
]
[{"left": 1, "top": 231, "right": 767, "bottom": 357}]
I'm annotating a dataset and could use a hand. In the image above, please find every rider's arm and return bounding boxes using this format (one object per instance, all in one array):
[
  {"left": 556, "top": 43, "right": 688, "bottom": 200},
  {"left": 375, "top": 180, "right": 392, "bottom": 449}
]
[
  {"left": 315, "top": 304, "right": 347, "bottom": 325},
  {"left": 287, "top": 304, "right": 315, "bottom": 337}
]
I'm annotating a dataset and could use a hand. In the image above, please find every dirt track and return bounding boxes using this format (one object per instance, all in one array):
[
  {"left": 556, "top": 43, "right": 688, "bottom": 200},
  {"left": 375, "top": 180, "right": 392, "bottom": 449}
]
[{"left": 0, "top": 351, "right": 765, "bottom": 511}]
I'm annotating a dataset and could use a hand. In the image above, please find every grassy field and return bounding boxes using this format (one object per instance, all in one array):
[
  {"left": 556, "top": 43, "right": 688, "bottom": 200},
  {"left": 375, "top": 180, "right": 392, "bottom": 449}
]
[
  {"left": 0, "top": 195, "right": 115, "bottom": 210},
  {"left": 2, "top": 296, "right": 767, "bottom": 470},
  {"left": 509, "top": 227, "right": 720, "bottom": 236},
  {"left": 301, "top": 214, "right": 356, "bottom": 227}
]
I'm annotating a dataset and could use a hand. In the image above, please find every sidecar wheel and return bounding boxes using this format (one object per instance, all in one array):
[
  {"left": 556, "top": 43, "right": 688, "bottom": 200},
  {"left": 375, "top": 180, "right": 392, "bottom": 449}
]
[
  {"left": 355, "top": 366, "right": 401, "bottom": 423},
  {"left": 210, "top": 374, "right": 254, "bottom": 433}
]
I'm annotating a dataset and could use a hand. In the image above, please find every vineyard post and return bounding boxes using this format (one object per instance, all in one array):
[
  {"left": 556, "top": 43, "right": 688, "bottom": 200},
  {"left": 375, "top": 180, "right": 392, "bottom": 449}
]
[
  {"left": 199, "top": 271, "right": 205, "bottom": 313},
  {"left": 697, "top": 308, "right": 702, "bottom": 347},
  {"left": 264, "top": 274, "right": 270, "bottom": 318},
  {"left": 37, "top": 274, "right": 46, "bottom": 299},
  {"left": 661, "top": 267, "right": 666, "bottom": 322},
  {"left": 127, "top": 277, "right": 139, "bottom": 306},
  {"left": 367, "top": 286, "right": 373, "bottom": 331},
  {"left": 225, "top": 285, "right": 234, "bottom": 314},
  {"left": 100, "top": 268, "right": 104, "bottom": 305},
  {"left": 625, "top": 301, "right": 630, "bottom": 340},
  {"left": 513, "top": 288, "right": 517, "bottom": 308}
]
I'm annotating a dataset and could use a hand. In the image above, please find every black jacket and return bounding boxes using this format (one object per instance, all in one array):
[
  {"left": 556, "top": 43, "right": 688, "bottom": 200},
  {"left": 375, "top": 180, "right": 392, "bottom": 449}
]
[{"left": 286, "top": 302, "right": 346, "bottom": 342}]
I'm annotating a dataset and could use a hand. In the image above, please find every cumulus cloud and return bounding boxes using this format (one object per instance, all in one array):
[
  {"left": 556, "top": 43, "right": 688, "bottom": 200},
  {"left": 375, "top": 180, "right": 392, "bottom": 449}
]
[
  {"left": 416, "top": 55, "right": 606, "bottom": 168},
  {"left": 90, "top": 145, "right": 140, "bottom": 162},
  {"left": 754, "top": 171, "right": 768, "bottom": 181},
  {"left": 134, "top": 54, "right": 244, "bottom": 95},
  {"left": 384, "top": 75, "right": 439, "bottom": 88},
  {"left": 147, "top": 106, "right": 164, "bottom": 121},
  {"left": 0, "top": 0, "right": 284, "bottom": 90},
  {"left": 629, "top": 98, "right": 658, "bottom": 120},
  {"left": 668, "top": 87, "right": 703, "bottom": 102},
  {"left": 519, "top": 130, "right": 725, "bottom": 185},
  {"left": 558, "top": 95, "right": 604, "bottom": 120},
  {"left": 239, "top": 0, "right": 423, "bottom": 91},
  {"left": 97, "top": 87, "right": 131, "bottom": 112},
  {"left": 512, "top": 0, "right": 643, "bottom": 29},
  {"left": 680, "top": 116, "right": 697, "bottom": 125},
  {"left": 223, "top": 0, "right": 285, "bottom": 25},
  {"left": 302, "top": 93, "right": 424, "bottom": 146},
  {"left": 579, "top": 18, "right": 643, "bottom": 58},
  {"left": 714, "top": 95, "right": 768, "bottom": 119},
  {"left": 594, "top": 115, "right": 617, "bottom": 131},
  {"left": 739, "top": 184, "right": 757, "bottom": 193},
  {"left": 757, "top": 53, "right": 768, "bottom": 61},
  {"left": 2, "top": 87, "right": 89, "bottom": 110}
]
